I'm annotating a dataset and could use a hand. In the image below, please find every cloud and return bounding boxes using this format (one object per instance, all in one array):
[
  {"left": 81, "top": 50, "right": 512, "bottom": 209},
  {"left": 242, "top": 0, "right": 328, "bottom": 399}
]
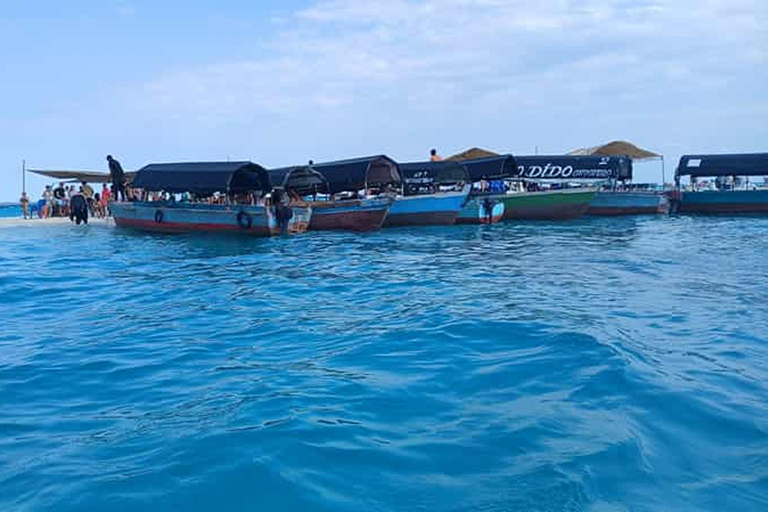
[{"left": 114, "top": 0, "right": 767, "bottom": 167}]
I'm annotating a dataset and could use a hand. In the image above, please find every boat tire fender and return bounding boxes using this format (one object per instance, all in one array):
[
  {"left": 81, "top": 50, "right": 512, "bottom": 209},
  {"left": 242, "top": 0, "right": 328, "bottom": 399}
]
[
  {"left": 237, "top": 210, "right": 253, "bottom": 229},
  {"left": 154, "top": 209, "right": 164, "bottom": 223}
]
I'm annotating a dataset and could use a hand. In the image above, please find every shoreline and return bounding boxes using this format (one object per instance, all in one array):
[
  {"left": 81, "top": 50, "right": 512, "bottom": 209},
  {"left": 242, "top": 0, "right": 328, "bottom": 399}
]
[{"left": 0, "top": 217, "right": 113, "bottom": 228}]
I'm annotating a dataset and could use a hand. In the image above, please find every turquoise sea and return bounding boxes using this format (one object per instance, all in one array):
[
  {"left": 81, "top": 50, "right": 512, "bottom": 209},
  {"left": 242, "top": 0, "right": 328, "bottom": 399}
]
[
  {"left": 1, "top": 217, "right": 767, "bottom": 511},
  {"left": 0, "top": 204, "right": 22, "bottom": 218}
]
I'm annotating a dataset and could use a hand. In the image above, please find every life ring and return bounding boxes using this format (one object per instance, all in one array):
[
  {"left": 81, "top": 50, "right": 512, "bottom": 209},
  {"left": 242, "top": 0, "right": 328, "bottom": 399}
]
[
  {"left": 154, "top": 209, "right": 164, "bottom": 223},
  {"left": 236, "top": 210, "right": 253, "bottom": 229}
]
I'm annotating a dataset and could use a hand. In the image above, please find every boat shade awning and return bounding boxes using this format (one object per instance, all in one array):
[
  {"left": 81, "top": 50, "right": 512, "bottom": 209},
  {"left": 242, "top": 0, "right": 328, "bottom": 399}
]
[
  {"left": 270, "top": 165, "right": 330, "bottom": 194},
  {"left": 515, "top": 155, "right": 632, "bottom": 181},
  {"left": 452, "top": 155, "right": 518, "bottom": 181},
  {"left": 567, "top": 140, "right": 661, "bottom": 161},
  {"left": 399, "top": 161, "right": 469, "bottom": 184},
  {"left": 309, "top": 155, "right": 401, "bottom": 194},
  {"left": 131, "top": 161, "right": 271, "bottom": 194},
  {"left": 676, "top": 153, "right": 768, "bottom": 178},
  {"left": 28, "top": 169, "right": 136, "bottom": 184}
]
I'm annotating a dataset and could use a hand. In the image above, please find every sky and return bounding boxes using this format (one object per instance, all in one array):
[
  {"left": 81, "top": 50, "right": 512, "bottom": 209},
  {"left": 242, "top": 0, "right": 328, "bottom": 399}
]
[{"left": 1, "top": 0, "right": 766, "bottom": 201}]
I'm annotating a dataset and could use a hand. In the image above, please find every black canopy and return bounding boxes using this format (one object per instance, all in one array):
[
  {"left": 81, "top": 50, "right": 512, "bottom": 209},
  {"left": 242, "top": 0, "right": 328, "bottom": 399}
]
[
  {"left": 270, "top": 165, "right": 330, "bottom": 194},
  {"left": 676, "top": 153, "right": 768, "bottom": 178},
  {"left": 399, "top": 161, "right": 469, "bottom": 184},
  {"left": 457, "top": 155, "right": 518, "bottom": 181},
  {"left": 515, "top": 155, "right": 632, "bottom": 181},
  {"left": 309, "top": 155, "right": 401, "bottom": 194},
  {"left": 131, "top": 161, "right": 271, "bottom": 194}
]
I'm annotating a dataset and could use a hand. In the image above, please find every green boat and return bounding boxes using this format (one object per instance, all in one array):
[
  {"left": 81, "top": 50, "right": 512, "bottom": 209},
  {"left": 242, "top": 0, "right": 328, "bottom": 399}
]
[
  {"left": 486, "top": 188, "right": 596, "bottom": 220},
  {"left": 454, "top": 155, "right": 596, "bottom": 221}
]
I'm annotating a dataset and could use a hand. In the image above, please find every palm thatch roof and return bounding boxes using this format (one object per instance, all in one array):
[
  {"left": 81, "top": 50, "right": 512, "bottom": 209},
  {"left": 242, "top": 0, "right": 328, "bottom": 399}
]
[
  {"left": 446, "top": 147, "right": 500, "bottom": 162},
  {"left": 567, "top": 140, "right": 660, "bottom": 160}
]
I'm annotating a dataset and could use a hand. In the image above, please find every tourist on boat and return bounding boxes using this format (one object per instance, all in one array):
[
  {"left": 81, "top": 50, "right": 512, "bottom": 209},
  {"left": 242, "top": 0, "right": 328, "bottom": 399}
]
[
  {"left": 430, "top": 149, "right": 443, "bottom": 162},
  {"left": 19, "top": 191, "right": 30, "bottom": 219},
  {"left": 107, "top": 155, "right": 126, "bottom": 201}
]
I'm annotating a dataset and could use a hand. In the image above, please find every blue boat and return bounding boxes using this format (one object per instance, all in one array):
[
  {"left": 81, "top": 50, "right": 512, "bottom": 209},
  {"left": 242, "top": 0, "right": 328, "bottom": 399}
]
[
  {"left": 385, "top": 161, "right": 471, "bottom": 227},
  {"left": 673, "top": 153, "right": 768, "bottom": 214},
  {"left": 112, "top": 162, "right": 312, "bottom": 236}
]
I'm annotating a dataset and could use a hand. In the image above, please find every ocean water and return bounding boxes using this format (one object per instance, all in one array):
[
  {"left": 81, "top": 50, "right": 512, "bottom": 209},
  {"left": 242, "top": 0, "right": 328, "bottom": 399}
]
[
  {"left": 1, "top": 216, "right": 767, "bottom": 512},
  {"left": 0, "top": 204, "right": 22, "bottom": 218}
]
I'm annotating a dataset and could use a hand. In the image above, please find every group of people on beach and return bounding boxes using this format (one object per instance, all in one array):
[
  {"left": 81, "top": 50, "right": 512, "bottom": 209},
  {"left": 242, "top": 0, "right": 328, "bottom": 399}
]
[
  {"left": 20, "top": 182, "right": 112, "bottom": 220},
  {"left": 19, "top": 155, "right": 127, "bottom": 221}
]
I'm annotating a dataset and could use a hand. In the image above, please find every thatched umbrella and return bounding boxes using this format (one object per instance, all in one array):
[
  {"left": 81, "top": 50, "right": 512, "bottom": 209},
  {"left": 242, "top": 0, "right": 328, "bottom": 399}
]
[
  {"left": 446, "top": 147, "right": 500, "bottom": 162},
  {"left": 568, "top": 140, "right": 666, "bottom": 184},
  {"left": 567, "top": 140, "right": 660, "bottom": 160}
]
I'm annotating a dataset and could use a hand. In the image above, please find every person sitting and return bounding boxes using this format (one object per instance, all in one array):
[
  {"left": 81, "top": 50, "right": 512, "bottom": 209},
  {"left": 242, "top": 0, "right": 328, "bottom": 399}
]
[{"left": 430, "top": 148, "right": 443, "bottom": 162}]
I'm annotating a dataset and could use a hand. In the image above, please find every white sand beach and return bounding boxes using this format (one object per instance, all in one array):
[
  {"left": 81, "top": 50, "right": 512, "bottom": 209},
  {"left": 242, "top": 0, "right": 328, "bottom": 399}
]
[{"left": 0, "top": 216, "right": 114, "bottom": 228}]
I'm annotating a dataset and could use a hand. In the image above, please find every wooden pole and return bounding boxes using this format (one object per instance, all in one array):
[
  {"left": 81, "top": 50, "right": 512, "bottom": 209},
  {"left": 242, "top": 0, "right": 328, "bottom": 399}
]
[{"left": 22, "top": 159, "right": 26, "bottom": 193}]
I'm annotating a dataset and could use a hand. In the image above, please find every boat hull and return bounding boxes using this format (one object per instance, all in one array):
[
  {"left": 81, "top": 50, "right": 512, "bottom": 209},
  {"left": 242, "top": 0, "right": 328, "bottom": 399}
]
[
  {"left": 111, "top": 202, "right": 311, "bottom": 236},
  {"left": 384, "top": 190, "right": 468, "bottom": 227},
  {"left": 676, "top": 190, "right": 768, "bottom": 214},
  {"left": 588, "top": 191, "right": 669, "bottom": 215},
  {"left": 456, "top": 197, "right": 505, "bottom": 224},
  {"left": 489, "top": 189, "right": 595, "bottom": 220},
  {"left": 308, "top": 198, "right": 391, "bottom": 231}
]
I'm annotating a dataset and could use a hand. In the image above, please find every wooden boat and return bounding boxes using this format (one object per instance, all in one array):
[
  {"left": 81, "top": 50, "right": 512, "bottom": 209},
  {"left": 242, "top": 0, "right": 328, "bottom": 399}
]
[
  {"left": 673, "top": 153, "right": 768, "bottom": 214},
  {"left": 111, "top": 162, "right": 311, "bottom": 236},
  {"left": 271, "top": 157, "right": 397, "bottom": 231},
  {"left": 455, "top": 155, "right": 594, "bottom": 221},
  {"left": 385, "top": 161, "right": 471, "bottom": 227},
  {"left": 588, "top": 189, "right": 669, "bottom": 215},
  {"left": 309, "top": 197, "right": 392, "bottom": 231},
  {"left": 493, "top": 188, "right": 595, "bottom": 220}
]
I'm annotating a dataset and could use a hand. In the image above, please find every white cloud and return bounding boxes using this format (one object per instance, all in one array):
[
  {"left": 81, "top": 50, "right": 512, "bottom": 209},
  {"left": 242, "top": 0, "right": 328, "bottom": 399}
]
[{"left": 117, "top": 0, "right": 767, "bottom": 169}]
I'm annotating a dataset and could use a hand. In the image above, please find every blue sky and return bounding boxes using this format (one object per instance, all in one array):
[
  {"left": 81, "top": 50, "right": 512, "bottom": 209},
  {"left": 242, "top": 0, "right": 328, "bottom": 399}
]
[{"left": 2, "top": 0, "right": 766, "bottom": 200}]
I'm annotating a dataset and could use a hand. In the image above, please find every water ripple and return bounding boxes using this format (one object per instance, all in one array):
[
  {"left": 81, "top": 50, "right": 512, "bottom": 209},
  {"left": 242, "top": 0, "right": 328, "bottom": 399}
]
[{"left": 0, "top": 216, "right": 767, "bottom": 511}]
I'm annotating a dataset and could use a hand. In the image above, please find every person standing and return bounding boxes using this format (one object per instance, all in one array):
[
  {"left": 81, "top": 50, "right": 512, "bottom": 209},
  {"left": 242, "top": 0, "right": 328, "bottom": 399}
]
[
  {"left": 430, "top": 148, "right": 443, "bottom": 162},
  {"left": 20, "top": 192, "right": 30, "bottom": 219},
  {"left": 107, "top": 155, "right": 126, "bottom": 201},
  {"left": 53, "top": 182, "right": 66, "bottom": 216},
  {"left": 42, "top": 185, "right": 54, "bottom": 218}
]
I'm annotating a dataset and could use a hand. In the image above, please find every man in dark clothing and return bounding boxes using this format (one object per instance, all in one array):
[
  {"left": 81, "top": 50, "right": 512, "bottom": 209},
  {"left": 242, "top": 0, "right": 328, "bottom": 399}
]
[
  {"left": 53, "top": 182, "right": 67, "bottom": 216},
  {"left": 107, "top": 155, "right": 126, "bottom": 201}
]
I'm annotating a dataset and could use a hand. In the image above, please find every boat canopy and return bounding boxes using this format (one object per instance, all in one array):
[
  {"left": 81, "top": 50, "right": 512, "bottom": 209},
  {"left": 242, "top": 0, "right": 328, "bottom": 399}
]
[
  {"left": 515, "top": 155, "right": 632, "bottom": 181},
  {"left": 29, "top": 169, "right": 136, "bottom": 184},
  {"left": 270, "top": 165, "right": 330, "bottom": 194},
  {"left": 676, "top": 153, "right": 768, "bottom": 178},
  {"left": 399, "top": 161, "right": 469, "bottom": 184},
  {"left": 131, "top": 161, "right": 271, "bottom": 195},
  {"left": 457, "top": 155, "right": 518, "bottom": 181},
  {"left": 309, "top": 155, "right": 401, "bottom": 194}
]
